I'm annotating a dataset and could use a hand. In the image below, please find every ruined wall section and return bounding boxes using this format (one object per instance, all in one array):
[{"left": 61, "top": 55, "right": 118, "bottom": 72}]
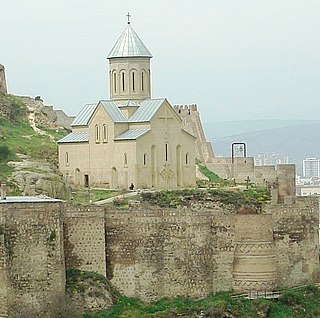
[
  {"left": 105, "top": 207, "right": 235, "bottom": 301},
  {"left": 0, "top": 210, "right": 8, "bottom": 318},
  {"left": 266, "top": 197, "right": 319, "bottom": 287},
  {"left": 64, "top": 205, "right": 106, "bottom": 276},
  {"left": 0, "top": 64, "right": 7, "bottom": 94},
  {"left": 0, "top": 201, "right": 65, "bottom": 317},
  {"left": 174, "top": 104, "right": 215, "bottom": 163}
]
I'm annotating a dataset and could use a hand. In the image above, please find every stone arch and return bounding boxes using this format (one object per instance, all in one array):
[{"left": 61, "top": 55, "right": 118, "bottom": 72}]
[
  {"left": 141, "top": 69, "right": 146, "bottom": 92},
  {"left": 129, "top": 68, "right": 137, "bottom": 93},
  {"left": 75, "top": 168, "right": 81, "bottom": 185},
  {"left": 120, "top": 69, "right": 126, "bottom": 92},
  {"left": 112, "top": 70, "right": 117, "bottom": 93}
]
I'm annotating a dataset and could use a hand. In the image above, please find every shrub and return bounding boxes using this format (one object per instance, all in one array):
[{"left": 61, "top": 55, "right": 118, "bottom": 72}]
[{"left": 0, "top": 144, "right": 10, "bottom": 161}]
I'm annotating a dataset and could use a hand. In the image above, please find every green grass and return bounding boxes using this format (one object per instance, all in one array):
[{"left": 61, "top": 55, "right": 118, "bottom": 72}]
[
  {"left": 83, "top": 285, "right": 320, "bottom": 318},
  {"left": 68, "top": 189, "right": 122, "bottom": 205},
  {"left": 141, "top": 188, "right": 270, "bottom": 210},
  {"left": 36, "top": 125, "right": 69, "bottom": 141}
]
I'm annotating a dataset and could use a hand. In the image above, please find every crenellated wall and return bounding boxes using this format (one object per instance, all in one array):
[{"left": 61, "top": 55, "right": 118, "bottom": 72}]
[{"left": 174, "top": 104, "right": 215, "bottom": 163}]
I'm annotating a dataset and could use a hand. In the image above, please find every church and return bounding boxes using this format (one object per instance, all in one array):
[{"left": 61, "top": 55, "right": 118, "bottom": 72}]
[{"left": 58, "top": 18, "right": 196, "bottom": 189}]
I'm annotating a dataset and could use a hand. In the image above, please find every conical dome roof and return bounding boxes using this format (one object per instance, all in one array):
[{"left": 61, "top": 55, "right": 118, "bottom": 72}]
[{"left": 107, "top": 24, "right": 152, "bottom": 59}]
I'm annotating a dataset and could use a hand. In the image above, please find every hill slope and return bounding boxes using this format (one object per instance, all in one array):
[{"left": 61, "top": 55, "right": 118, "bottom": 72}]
[{"left": 0, "top": 93, "right": 69, "bottom": 196}]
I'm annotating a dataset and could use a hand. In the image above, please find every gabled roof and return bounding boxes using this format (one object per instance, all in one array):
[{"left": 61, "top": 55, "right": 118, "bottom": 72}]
[
  {"left": 107, "top": 24, "right": 152, "bottom": 59},
  {"left": 70, "top": 98, "right": 167, "bottom": 127},
  {"left": 128, "top": 99, "right": 166, "bottom": 122},
  {"left": 57, "top": 131, "right": 89, "bottom": 144},
  {"left": 114, "top": 128, "right": 150, "bottom": 140},
  {"left": 118, "top": 100, "right": 140, "bottom": 108},
  {"left": 71, "top": 103, "right": 97, "bottom": 127},
  {"left": 99, "top": 101, "right": 127, "bottom": 122}
]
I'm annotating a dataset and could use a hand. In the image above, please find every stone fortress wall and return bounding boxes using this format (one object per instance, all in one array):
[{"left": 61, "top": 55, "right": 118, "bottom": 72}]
[
  {"left": 174, "top": 104, "right": 215, "bottom": 164},
  {"left": 0, "top": 201, "right": 65, "bottom": 318},
  {"left": 0, "top": 64, "right": 7, "bottom": 94},
  {"left": 0, "top": 175, "right": 319, "bottom": 316}
]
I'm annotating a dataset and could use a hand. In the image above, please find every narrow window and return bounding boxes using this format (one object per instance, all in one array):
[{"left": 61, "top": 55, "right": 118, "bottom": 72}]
[
  {"left": 65, "top": 152, "right": 69, "bottom": 166},
  {"left": 165, "top": 143, "right": 168, "bottom": 162},
  {"left": 141, "top": 72, "right": 144, "bottom": 91},
  {"left": 122, "top": 72, "right": 125, "bottom": 91},
  {"left": 103, "top": 124, "right": 108, "bottom": 142},
  {"left": 143, "top": 153, "right": 147, "bottom": 165},
  {"left": 124, "top": 153, "right": 128, "bottom": 165},
  {"left": 185, "top": 153, "right": 189, "bottom": 165},
  {"left": 84, "top": 174, "right": 89, "bottom": 188},
  {"left": 132, "top": 72, "right": 135, "bottom": 91},
  {"left": 113, "top": 72, "right": 117, "bottom": 92},
  {"left": 95, "top": 124, "right": 100, "bottom": 143}
]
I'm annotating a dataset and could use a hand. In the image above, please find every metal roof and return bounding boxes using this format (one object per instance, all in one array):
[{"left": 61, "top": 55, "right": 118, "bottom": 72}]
[
  {"left": 99, "top": 101, "right": 127, "bottom": 122},
  {"left": 107, "top": 24, "right": 152, "bottom": 59},
  {"left": 128, "top": 99, "right": 165, "bottom": 122},
  {"left": 114, "top": 128, "right": 150, "bottom": 140},
  {"left": 71, "top": 103, "right": 97, "bottom": 126},
  {"left": 57, "top": 131, "right": 89, "bottom": 144},
  {"left": 118, "top": 100, "right": 140, "bottom": 108},
  {"left": 0, "top": 196, "right": 62, "bottom": 204}
]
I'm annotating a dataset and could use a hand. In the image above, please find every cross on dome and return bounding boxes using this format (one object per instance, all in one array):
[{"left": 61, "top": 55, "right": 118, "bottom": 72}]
[{"left": 126, "top": 12, "right": 131, "bottom": 24}]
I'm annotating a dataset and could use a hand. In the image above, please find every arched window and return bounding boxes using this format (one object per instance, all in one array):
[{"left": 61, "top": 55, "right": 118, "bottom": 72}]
[
  {"left": 121, "top": 72, "right": 125, "bottom": 91},
  {"left": 141, "top": 71, "right": 145, "bottom": 91},
  {"left": 65, "top": 152, "right": 69, "bottom": 166},
  {"left": 113, "top": 72, "right": 117, "bottom": 92},
  {"left": 124, "top": 153, "right": 128, "bottom": 166},
  {"left": 132, "top": 71, "right": 135, "bottom": 91},
  {"left": 143, "top": 153, "right": 147, "bottom": 165},
  {"left": 185, "top": 153, "right": 189, "bottom": 165},
  {"left": 95, "top": 124, "right": 100, "bottom": 143},
  {"left": 165, "top": 143, "right": 169, "bottom": 162},
  {"left": 103, "top": 124, "right": 108, "bottom": 142}
]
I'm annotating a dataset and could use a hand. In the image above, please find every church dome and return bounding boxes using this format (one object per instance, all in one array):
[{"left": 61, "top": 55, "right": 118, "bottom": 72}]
[{"left": 107, "top": 23, "right": 152, "bottom": 59}]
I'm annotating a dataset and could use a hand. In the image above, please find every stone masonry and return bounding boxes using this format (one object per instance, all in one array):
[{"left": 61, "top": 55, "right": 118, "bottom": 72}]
[
  {"left": 0, "top": 183, "right": 319, "bottom": 315},
  {"left": 0, "top": 199, "right": 65, "bottom": 318},
  {"left": 0, "top": 64, "right": 7, "bottom": 94}
]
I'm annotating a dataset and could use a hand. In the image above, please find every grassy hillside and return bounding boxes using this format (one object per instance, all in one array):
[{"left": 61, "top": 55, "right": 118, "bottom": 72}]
[
  {"left": 0, "top": 93, "right": 67, "bottom": 191},
  {"left": 84, "top": 285, "right": 320, "bottom": 318}
]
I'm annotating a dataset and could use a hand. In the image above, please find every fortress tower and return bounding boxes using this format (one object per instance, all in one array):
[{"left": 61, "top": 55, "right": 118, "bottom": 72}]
[
  {"left": 0, "top": 64, "right": 7, "bottom": 94},
  {"left": 107, "top": 16, "right": 152, "bottom": 102}
]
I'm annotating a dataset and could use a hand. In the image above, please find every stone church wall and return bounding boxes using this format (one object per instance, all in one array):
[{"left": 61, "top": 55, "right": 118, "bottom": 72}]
[
  {"left": 64, "top": 205, "right": 106, "bottom": 276},
  {"left": 0, "top": 201, "right": 65, "bottom": 317}
]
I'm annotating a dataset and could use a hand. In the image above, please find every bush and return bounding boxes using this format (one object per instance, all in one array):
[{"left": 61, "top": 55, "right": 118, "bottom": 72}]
[{"left": 0, "top": 144, "right": 10, "bottom": 161}]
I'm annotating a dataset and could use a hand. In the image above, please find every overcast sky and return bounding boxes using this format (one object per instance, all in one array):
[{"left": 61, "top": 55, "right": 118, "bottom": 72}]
[{"left": 2, "top": 0, "right": 320, "bottom": 122}]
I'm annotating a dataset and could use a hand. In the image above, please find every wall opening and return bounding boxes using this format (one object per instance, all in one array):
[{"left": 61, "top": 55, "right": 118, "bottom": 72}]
[{"left": 84, "top": 174, "right": 89, "bottom": 188}]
